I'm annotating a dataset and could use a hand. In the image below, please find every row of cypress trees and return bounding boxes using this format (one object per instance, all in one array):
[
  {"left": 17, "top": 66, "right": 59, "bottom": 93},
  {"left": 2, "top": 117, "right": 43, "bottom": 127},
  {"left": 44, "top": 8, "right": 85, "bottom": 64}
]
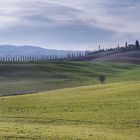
[{"left": 0, "top": 52, "right": 86, "bottom": 62}]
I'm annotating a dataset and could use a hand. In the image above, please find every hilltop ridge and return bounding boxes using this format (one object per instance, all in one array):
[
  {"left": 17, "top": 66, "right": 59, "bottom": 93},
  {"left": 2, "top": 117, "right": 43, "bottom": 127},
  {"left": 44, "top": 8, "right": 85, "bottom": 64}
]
[{"left": 0, "top": 45, "right": 80, "bottom": 57}]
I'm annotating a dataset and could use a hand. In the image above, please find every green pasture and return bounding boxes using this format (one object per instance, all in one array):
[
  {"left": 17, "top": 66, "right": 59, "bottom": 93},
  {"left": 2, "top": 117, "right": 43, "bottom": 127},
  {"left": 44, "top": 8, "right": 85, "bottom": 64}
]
[
  {"left": 0, "top": 61, "right": 140, "bottom": 96},
  {"left": 0, "top": 81, "right": 140, "bottom": 139}
]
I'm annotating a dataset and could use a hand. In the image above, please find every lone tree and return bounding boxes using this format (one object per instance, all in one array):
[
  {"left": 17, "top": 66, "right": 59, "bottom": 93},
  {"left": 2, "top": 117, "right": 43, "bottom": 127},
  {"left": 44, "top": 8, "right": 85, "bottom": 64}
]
[
  {"left": 125, "top": 42, "right": 128, "bottom": 48},
  {"left": 99, "top": 75, "right": 106, "bottom": 84},
  {"left": 135, "top": 40, "right": 140, "bottom": 48}
]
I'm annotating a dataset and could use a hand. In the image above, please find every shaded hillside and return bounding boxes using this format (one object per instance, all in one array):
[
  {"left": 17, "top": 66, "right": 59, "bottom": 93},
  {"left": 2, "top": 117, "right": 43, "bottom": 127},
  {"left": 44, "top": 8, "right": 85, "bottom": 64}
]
[
  {"left": 84, "top": 50, "right": 140, "bottom": 64},
  {"left": 0, "top": 62, "right": 140, "bottom": 96}
]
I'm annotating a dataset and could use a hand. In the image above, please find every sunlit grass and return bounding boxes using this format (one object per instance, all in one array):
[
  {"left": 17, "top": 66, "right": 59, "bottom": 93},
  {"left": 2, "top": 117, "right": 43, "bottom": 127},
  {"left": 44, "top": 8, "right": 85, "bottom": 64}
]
[{"left": 0, "top": 81, "right": 140, "bottom": 140}]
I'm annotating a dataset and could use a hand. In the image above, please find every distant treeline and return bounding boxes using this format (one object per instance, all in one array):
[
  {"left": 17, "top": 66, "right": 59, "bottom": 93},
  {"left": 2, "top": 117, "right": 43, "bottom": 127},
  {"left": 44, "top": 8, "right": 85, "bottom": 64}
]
[
  {"left": 0, "top": 52, "right": 86, "bottom": 62},
  {"left": 87, "top": 40, "right": 140, "bottom": 55},
  {"left": 0, "top": 40, "right": 140, "bottom": 62}
]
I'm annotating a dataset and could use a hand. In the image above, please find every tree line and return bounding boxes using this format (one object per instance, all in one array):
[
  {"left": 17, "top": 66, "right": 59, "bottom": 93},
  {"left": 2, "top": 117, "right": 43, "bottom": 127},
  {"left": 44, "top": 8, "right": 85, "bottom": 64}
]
[
  {"left": 0, "top": 40, "right": 139, "bottom": 62},
  {"left": 88, "top": 40, "right": 140, "bottom": 55},
  {"left": 0, "top": 52, "right": 86, "bottom": 62}
]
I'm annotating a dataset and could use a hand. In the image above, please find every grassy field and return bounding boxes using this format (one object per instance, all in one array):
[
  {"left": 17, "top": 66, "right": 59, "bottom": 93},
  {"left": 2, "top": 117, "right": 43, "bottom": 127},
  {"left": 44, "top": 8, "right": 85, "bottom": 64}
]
[
  {"left": 0, "top": 61, "right": 140, "bottom": 96},
  {"left": 0, "top": 81, "right": 140, "bottom": 139}
]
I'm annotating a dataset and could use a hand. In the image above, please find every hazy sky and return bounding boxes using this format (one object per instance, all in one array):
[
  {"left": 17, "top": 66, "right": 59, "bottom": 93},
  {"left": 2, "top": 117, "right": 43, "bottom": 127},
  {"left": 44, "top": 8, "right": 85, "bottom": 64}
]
[{"left": 0, "top": 0, "right": 139, "bottom": 50}]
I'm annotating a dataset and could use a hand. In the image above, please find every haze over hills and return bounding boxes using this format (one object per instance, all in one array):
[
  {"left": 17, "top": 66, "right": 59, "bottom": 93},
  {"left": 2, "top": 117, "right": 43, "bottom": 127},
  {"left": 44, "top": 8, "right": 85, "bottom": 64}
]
[
  {"left": 0, "top": 45, "right": 81, "bottom": 57},
  {"left": 0, "top": 44, "right": 140, "bottom": 65}
]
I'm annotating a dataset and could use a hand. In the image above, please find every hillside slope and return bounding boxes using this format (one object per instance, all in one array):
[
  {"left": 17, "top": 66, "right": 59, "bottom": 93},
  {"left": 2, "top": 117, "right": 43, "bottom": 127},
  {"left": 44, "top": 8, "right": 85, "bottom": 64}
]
[
  {"left": 0, "top": 82, "right": 140, "bottom": 140},
  {"left": 91, "top": 50, "right": 140, "bottom": 64},
  {"left": 0, "top": 62, "right": 140, "bottom": 96}
]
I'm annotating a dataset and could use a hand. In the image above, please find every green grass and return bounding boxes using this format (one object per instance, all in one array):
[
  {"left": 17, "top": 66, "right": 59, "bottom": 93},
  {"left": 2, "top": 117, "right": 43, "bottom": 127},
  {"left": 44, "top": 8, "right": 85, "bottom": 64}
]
[
  {"left": 0, "top": 81, "right": 140, "bottom": 139},
  {"left": 0, "top": 61, "right": 140, "bottom": 96}
]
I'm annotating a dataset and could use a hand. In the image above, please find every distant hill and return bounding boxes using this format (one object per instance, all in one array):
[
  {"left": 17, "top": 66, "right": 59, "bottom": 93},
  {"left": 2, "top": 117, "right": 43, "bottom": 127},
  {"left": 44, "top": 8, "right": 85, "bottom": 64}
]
[
  {"left": 90, "top": 50, "right": 140, "bottom": 64},
  {"left": 0, "top": 45, "right": 80, "bottom": 57}
]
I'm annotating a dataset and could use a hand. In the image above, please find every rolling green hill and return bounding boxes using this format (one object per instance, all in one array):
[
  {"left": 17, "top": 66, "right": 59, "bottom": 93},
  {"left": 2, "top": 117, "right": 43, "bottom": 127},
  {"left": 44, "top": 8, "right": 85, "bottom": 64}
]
[
  {"left": 0, "top": 81, "right": 140, "bottom": 140},
  {"left": 0, "top": 61, "right": 140, "bottom": 96}
]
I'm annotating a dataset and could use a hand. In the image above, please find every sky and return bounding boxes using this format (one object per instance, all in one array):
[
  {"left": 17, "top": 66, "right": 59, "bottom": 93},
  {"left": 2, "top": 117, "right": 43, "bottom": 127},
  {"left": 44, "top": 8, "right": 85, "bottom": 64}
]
[{"left": 0, "top": 0, "right": 140, "bottom": 50}]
